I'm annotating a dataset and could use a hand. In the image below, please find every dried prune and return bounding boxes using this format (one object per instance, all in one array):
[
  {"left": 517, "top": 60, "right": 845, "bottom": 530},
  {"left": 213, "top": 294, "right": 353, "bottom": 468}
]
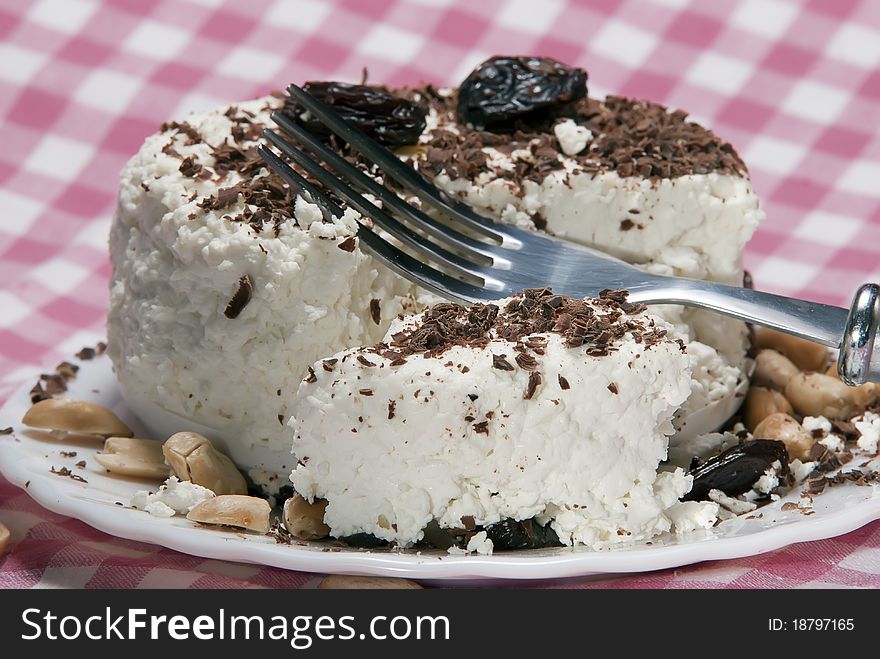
[
  {"left": 484, "top": 518, "right": 562, "bottom": 550},
  {"left": 341, "top": 532, "right": 387, "bottom": 548},
  {"left": 457, "top": 56, "right": 587, "bottom": 129},
  {"left": 683, "top": 439, "right": 789, "bottom": 502},
  {"left": 285, "top": 81, "right": 427, "bottom": 146}
]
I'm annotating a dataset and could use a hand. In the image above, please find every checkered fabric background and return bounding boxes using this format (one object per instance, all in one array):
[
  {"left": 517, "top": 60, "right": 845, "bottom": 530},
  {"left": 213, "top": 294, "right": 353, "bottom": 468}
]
[{"left": 1, "top": 0, "right": 880, "bottom": 588}]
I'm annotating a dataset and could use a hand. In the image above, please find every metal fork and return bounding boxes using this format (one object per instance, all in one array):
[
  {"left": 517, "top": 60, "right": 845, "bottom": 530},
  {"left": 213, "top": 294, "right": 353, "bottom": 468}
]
[{"left": 258, "top": 84, "right": 880, "bottom": 386}]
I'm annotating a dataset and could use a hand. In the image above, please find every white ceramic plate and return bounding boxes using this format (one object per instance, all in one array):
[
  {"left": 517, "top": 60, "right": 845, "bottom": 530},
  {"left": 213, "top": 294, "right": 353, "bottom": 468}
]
[{"left": 2, "top": 354, "right": 879, "bottom": 582}]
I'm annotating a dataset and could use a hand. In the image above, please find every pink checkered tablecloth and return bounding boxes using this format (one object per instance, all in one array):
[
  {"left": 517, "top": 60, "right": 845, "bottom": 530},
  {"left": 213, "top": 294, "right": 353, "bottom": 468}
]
[{"left": 1, "top": 0, "right": 880, "bottom": 589}]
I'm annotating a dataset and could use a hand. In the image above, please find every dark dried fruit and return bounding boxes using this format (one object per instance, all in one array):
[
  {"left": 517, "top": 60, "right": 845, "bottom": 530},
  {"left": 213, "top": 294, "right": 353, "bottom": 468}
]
[
  {"left": 341, "top": 532, "right": 387, "bottom": 549},
  {"left": 683, "top": 439, "right": 789, "bottom": 502},
  {"left": 457, "top": 56, "right": 587, "bottom": 129},
  {"left": 484, "top": 518, "right": 562, "bottom": 550},
  {"left": 285, "top": 82, "right": 427, "bottom": 146}
]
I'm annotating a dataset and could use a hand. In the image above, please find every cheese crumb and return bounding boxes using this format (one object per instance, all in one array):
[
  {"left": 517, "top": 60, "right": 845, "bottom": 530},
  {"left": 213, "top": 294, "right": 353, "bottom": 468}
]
[
  {"left": 131, "top": 476, "right": 215, "bottom": 517},
  {"left": 553, "top": 119, "right": 591, "bottom": 156}
]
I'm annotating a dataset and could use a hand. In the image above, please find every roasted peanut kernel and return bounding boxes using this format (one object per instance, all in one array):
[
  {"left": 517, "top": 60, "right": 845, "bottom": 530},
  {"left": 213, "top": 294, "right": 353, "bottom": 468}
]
[
  {"left": 283, "top": 494, "right": 329, "bottom": 540},
  {"left": 743, "top": 386, "right": 793, "bottom": 431},
  {"left": 186, "top": 495, "right": 270, "bottom": 532},
  {"left": 0, "top": 522, "right": 10, "bottom": 556},
  {"left": 752, "top": 349, "right": 800, "bottom": 392},
  {"left": 317, "top": 575, "right": 423, "bottom": 590},
  {"left": 95, "top": 437, "right": 170, "bottom": 480},
  {"left": 21, "top": 398, "right": 132, "bottom": 438},
  {"left": 825, "top": 361, "right": 879, "bottom": 409},
  {"left": 753, "top": 328, "right": 830, "bottom": 372},
  {"left": 162, "top": 432, "right": 247, "bottom": 495},
  {"left": 752, "top": 412, "right": 814, "bottom": 461},
  {"left": 785, "top": 372, "right": 856, "bottom": 419}
]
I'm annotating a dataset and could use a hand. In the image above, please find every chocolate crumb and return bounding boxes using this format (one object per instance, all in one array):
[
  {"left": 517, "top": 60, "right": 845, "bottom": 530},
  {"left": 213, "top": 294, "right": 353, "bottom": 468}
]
[
  {"left": 620, "top": 219, "right": 635, "bottom": 231},
  {"left": 473, "top": 420, "right": 489, "bottom": 434},
  {"left": 0, "top": 427, "right": 12, "bottom": 435},
  {"left": 388, "top": 400, "right": 396, "bottom": 419},
  {"left": 224, "top": 273, "right": 253, "bottom": 319},
  {"left": 524, "top": 371, "right": 542, "bottom": 400},
  {"left": 75, "top": 346, "right": 96, "bottom": 360},
  {"left": 179, "top": 156, "right": 202, "bottom": 178},
  {"left": 357, "top": 355, "right": 376, "bottom": 367},
  {"left": 515, "top": 351, "right": 538, "bottom": 371},
  {"left": 75, "top": 460, "right": 87, "bottom": 469},
  {"left": 369, "top": 299, "right": 381, "bottom": 325},
  {"left": 607, "top": 382, "right": 618, "bottom": 395},
  {"left": 558, "top": 375, "right": 570, "bottom": 390},
  {"left": 337, "top": 236, "right": 357, "bottom": 252},
  {"left": 322, "top": 358, "right": 338, "bottom": 372},
  {"left": 359, "top": 388, "right": 374, "bottom": 396},
  {"left": 304, "top": 366, "right": 317, "bottom": 384},
  {"left": 50, "top": 466, "right": 87, "bottom": 483},
  {"left": 492, "top": 354, "right": 515, "bottom": 371}
]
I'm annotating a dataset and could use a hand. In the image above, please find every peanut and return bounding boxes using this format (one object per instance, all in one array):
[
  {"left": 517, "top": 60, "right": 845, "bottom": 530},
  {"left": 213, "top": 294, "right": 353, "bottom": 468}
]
[
  {"left": 785, "top": 372, "right": 856, "bottom": 419},
  {"left": 752, "top": 412, "right": 814, "bottom": 461},
  {"left": 163, "top": 432, "right": 247, "bottom": 495},
  {"left": 743, "top": 386, "right": 793, "bottom": 431},
  {"left": 752, "top": 349, "right": 799, "bottom": 392},
  {"left": 22, "top": 398, "right": 132, "bottom": 438},
  {"left": 95, "top": 437, "right": 169, "bottom": 480},
  {"left": 283, "top": 494, "right": 329, "bottom": 540},
  {"left": 317, "top": 575, "right": 423, "bottom": 589},
  {"left": 825, "top": 361, "right": 879, "bottom": 409},
  {"left": 0, "top": 522, "right": 10, "bottom": 556},
  {"left": 753, "top": 328, "right": 830, "bottom": 372},
  {"left": 186, "top": 495, "right": 270, "bottom": 533}
]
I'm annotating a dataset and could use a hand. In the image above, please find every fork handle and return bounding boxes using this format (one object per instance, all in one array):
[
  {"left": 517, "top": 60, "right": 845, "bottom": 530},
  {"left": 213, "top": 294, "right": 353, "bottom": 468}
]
[{"left": 630, "top": 281, "right": 880, "bottom": 386}]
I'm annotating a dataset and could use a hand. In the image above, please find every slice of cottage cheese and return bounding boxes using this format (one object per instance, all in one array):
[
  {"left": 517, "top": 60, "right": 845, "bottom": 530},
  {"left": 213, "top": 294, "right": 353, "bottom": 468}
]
[
  {"left": 289, "top": 289, "right": 714, "bottom": 549},
  {"left": 108, "top": 98, "right": 423, "bottom": 460}
]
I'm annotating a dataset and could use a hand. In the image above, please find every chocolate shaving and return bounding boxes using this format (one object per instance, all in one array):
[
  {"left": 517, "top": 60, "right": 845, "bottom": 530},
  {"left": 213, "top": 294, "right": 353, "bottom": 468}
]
[
  {"left": 304, "top": 366, "right": 317, "bottom": 384},
  {"left": 50, "top": 466, "right": 87, "bottom": 483},
  {"left": 369, "top": 299, "right": 381, "bottom": 325},
  {"left": 178, "top": 156, "right": 202, "bottom": 178},
  {"left": 558, "top": 375, "right": 570, "bottom": 390},
  {"left": 607, "top": 382, "right": 618, "bottom": 395},
  {"left": 387, "top": 400, "right": 396, "bottom": 420},
  {"left": 515, "top": 351, "right": 538, "bottom": 371},
  {"left": 223, "top": 274, "right": 253, "bottom": 319},
  {"left": 524, "top": 371, "right": 542, "bottom": 400},
  {"left": 492, "top": 354, "right": 515, "bottom": 371},
  {"left": 0, "top": 427, "right": 12, "bottom": 435},
  {"left": 473, "top": 421, "right": 489, "bottom": 434},
  {"left": 337, "top": 236, "right": 357, "bottom": 252}
]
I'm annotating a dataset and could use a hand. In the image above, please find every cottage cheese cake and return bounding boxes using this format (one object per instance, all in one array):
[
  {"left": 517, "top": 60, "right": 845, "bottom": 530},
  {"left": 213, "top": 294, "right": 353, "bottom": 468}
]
[
  {"left": 108, "top": 97, "right": 423, "bottom": 466},
  {"left": 108, "top": 56, "right": 761, "bottom": 488},
  {"left": 289, "top": 289, "right": 718, "bottom": 548}
]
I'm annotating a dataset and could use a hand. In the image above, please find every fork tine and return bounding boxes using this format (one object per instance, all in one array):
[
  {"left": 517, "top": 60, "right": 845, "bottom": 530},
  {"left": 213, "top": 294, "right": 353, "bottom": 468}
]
[
  {"left": 355, "top": 221, "right": 498, "bottom": 304},
  {"left": 271, "top": 111, "right": 501, "bottom": 267},
  {"left": 257, "top": 145, "right": 343, "bottom": 221},
  {"left": 286, "top": 84, "right": 508, "bottom": 243},
  {"left": 262, "top": 129, "right": 501, "bottom": 288}
]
